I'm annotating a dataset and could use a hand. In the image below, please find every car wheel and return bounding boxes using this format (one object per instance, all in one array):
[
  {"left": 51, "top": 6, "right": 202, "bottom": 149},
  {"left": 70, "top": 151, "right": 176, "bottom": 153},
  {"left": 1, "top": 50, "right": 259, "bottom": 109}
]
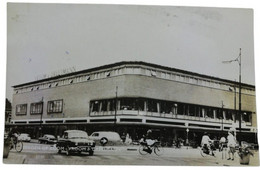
[{"left": 65, "top": 147, "right": 70, "bottom": 156}]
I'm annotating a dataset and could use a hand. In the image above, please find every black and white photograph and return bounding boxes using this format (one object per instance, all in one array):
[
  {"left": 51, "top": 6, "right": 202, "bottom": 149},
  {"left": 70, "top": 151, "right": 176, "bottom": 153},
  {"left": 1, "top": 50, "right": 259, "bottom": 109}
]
[{"left": 2, "top": 1, "right": 259, "bottom": 167}]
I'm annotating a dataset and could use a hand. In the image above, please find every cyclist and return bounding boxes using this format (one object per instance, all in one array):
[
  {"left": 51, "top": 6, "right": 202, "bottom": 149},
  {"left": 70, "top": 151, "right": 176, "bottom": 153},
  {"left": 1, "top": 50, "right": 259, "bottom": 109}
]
[
  {"left": 201, "top": 132, "right": 214, "bottom": 156},
  {"left": 8, "top": 126, "right": 20, "bottom": 147},
  {"left": 143, "top": 129, "right": 155, "bottom": 153}
]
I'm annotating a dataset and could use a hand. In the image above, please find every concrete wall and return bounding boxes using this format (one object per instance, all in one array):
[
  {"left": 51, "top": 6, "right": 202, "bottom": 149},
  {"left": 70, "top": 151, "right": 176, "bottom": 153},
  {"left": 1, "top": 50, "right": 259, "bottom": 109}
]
[{"left": 12, "top": 74, "right": 256, "bottom": 126}]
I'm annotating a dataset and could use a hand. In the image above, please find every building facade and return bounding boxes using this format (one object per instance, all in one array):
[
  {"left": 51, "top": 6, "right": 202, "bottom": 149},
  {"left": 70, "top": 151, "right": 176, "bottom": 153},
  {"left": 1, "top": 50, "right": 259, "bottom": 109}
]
[{"left": 10, "top": 61, "right": 257, "bottom": 145}]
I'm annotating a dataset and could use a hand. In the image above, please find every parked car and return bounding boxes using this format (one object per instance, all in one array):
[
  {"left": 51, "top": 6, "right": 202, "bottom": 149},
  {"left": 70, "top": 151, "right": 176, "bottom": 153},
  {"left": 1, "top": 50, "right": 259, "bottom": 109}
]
[
  {"left": 56, "top": 130, "right": 95, "bottom": 156},
  {"left": 89, "top": 131, "right": 122, "bottom": 146},
  {"left": 18, "top": 133, "right": 31, "bottom": 142},
  {"left": 38, "top": 134, "right": 57, "bottom": 144}
]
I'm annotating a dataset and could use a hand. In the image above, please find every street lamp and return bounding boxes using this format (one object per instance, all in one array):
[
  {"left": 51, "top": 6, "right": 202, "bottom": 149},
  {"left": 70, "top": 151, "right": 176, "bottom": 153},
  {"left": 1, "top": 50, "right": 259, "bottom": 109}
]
[{"left": 222, "top": 48, "right": 242, "bottom": 145}]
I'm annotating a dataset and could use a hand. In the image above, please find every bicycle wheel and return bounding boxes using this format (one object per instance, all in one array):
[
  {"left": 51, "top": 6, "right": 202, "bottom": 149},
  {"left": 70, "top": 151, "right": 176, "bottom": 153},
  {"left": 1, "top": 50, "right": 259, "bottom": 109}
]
[
  {"left": 15, "top": 141, "right": 23, "bottom": 152},
  {"left": 200, "top": 147, "right": 207, "bottom": 157},
  {"left": 154, "top": 145, "right": 164, "bottom": 156},
  {"left": 139, "top": 145, "right": 149, "bottom": 155}
]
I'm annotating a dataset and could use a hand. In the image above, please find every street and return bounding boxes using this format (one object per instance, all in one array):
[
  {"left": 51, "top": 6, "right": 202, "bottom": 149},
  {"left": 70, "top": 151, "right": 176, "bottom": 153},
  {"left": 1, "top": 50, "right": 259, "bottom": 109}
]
[{"left": 3, "top": 142, "right": 259, "bottom": 166}]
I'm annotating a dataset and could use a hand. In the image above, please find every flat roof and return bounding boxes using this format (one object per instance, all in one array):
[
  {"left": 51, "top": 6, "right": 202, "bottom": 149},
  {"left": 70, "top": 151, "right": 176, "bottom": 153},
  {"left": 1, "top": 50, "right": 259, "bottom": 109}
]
[{"left": 13, "top": 61, "right": 255, "bottom": 88}]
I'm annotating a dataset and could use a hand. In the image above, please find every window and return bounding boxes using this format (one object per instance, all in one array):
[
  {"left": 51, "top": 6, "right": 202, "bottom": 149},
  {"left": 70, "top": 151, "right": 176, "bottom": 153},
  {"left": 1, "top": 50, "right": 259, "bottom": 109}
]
[
  {"left": 16, "top": 104, "right": 27, "bottom": 115},
  {"left": 147, "top": 99, "right": 158, "bottom": 112},
  {"left": 205, "top": 108, "right": 214, "bottom": 118},
  {"left": 47, "top": 100, "right": 63, "bottom": 113},
  {"left": 242, "top": 112, "right": 251, "bottom": 122},
  {"left": 86, "top": 75, "right": 90, "bottom": 80},
  {"left": 225, "top": 110, "right": 233, "bottom": 120},
  {"left": 216, "top": 109, "right": 223, "bottom": 119},
  {"left": 160, "top": 101, "right": 172, "bottom": 113},
  {"left": 120, "top": 98, "right": 138, "bottom": 110},
  {"left": 105, "top": 72, "right": 110, "bottom": 77},
  {"left": 189, "top": 105, "right": 196, "bottom": 116},
  {"left": 151, "top": 70, "right": 157, "bottom": 77},
  {"left": 30, "top": 102, "right": 43, "bottom": 114},
  {"left": 92, "top": 133, "right": 99, "bottom": 137},
  {"left": 101, "top": 100, "right": 108, "bottom": 111},
  {"left": 91, "top": 101, "right": 100, "bottom": 112},
  {"left": 177, "top": 103, "right": 184, "bottom": 115}
]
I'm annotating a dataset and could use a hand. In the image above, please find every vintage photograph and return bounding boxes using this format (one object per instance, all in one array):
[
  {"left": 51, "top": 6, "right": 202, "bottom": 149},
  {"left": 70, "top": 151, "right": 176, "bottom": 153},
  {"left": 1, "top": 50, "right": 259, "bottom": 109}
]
[{"left": 3, "top": 3, "right": 259, "bottom": 166}]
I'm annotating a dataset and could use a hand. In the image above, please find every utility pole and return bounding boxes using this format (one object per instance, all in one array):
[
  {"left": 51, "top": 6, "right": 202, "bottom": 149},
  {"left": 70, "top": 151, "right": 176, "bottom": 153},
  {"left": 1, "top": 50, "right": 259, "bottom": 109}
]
[
  {"left": 39, "top": 97, "right": 44, "bottom": 137},
  {"left": 222, "top": 48, "right": 242, "bottom": 146},
  {"left": 114, "top": 86, "right": 118, "bottom": 132},
  {"left": 238, "top": 48, "right": 242, "bottom": 146},
  {"left": 221, "top": 101, "right": 224, "bottom": 132}
]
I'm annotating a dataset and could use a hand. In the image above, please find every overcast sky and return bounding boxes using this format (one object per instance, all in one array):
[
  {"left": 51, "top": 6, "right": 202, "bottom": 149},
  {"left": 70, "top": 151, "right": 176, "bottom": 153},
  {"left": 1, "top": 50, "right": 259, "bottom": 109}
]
[{"left": 6, "top": 3, "right": 255, "bottom": 101}]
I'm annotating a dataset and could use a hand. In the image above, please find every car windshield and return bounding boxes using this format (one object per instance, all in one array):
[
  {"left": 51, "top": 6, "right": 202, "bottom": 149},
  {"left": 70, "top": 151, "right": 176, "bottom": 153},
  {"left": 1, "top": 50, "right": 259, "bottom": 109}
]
[{"left": 68, "top": 132, "right": 88, "bottom": 139}]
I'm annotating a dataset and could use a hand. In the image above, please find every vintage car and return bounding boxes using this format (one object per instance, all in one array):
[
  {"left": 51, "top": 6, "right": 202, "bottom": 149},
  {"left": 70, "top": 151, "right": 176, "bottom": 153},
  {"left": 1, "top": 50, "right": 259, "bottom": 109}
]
[
  {"left": 18, "top": 133, "right": 31, "bottom": 142},
  {"left": 38, "top": 134, "right": 57, "bottom": 144},
  {"left": 89, "top": 131, "right": 122, "bottom": 146},
  {"left": 56, "top": 130, "right": 95, "bottom": 156}
]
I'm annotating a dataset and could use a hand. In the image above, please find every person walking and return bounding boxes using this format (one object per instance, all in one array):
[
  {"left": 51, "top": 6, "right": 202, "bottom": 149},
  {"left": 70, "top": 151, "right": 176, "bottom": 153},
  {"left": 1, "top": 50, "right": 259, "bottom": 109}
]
[{"left": 227, "top": 130, "right": 237, "bottom": 161}]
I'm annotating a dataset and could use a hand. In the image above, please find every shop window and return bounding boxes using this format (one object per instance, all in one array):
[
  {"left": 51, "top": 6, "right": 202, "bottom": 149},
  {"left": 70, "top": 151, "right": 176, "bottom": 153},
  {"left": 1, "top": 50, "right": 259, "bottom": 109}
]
[
  {"left": 30, "top": 102, "right": 43, "bottom": 114},
  {"left": 16, "top": 104, "right": 27, "bottom": 115},
  {"left": 47, "top": 99, "right": 63, "bottom": 113}
]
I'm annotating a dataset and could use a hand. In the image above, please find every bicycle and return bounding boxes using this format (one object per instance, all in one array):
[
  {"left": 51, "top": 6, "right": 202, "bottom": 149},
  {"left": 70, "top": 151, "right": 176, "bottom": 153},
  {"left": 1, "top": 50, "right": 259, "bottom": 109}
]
[
  {"left": 9, "top": 135, "right": 23, "bottom": 152},
  {"left": 199, "top": 142, "right": 216, "bottom": 157},
  {"left": 139, "top": 139, "right": 164, "bottom": 156}
]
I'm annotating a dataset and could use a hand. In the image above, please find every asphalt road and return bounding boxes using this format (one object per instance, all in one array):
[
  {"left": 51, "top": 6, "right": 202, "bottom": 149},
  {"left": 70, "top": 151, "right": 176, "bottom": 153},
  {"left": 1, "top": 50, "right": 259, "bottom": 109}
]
[{"left": 3, "top": 142, "right": 259, "bottom": 166}]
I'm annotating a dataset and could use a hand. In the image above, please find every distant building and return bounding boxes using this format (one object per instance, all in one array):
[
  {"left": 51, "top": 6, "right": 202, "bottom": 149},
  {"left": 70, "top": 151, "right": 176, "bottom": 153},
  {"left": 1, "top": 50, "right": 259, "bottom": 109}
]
[{"left": 10, "top": 61, "right": 257, "bottom": 143}]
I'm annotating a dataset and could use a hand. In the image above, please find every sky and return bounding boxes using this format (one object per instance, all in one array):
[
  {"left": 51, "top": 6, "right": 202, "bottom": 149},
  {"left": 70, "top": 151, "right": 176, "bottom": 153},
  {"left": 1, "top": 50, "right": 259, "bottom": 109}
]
[{"left": 5, "top": 3, "right": 255, "bottom": 101}]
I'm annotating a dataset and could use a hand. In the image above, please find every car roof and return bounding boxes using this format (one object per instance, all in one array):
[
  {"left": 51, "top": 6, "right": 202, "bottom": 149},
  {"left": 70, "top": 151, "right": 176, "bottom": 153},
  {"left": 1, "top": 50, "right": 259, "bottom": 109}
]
[
  {"left": 44, "top": 134, "right": 55, "bottom": 136},
  {"left": 91, "top": 131, "right": 120, "bottom": 136},
  {"left": 92, "top": 131, "right": 119, "bottom": 134},
  {"left": 64, "top": 130, "right": 87, "bottom": 133}
]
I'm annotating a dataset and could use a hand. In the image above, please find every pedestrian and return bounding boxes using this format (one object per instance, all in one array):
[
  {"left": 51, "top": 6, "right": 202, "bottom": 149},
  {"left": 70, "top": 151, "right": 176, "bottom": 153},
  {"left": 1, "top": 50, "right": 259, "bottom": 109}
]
[
  {"left": 227, "top": 130, "right": 236, "bottom": 161},
  {"left": 219, "top": 136, "right": 226, "bottom": 151}
]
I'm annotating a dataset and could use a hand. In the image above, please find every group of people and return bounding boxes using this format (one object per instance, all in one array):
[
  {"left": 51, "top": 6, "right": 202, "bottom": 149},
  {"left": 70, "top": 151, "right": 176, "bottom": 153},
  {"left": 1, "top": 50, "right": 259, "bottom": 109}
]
[{"left": 201, "top": 128, "right": 237, "bottom": 160}]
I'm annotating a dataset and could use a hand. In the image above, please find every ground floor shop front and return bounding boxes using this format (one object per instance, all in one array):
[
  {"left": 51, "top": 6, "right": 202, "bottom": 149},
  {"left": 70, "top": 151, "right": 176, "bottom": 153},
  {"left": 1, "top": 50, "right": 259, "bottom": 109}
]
[{"left": 6, "top": 122, "right": 258, "bottom": 148}]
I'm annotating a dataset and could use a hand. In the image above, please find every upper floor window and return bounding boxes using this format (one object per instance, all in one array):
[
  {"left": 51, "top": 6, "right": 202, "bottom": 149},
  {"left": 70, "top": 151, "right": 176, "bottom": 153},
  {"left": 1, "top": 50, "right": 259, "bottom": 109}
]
[
  {"left": 16, "top": 104, "right": 27, "bottom": 115},
  {"left": 30, "top": 102, "right": 43, "bottom": 114},
  {"left": 47, "top": 99, "right": 63, "bottom": 113}
]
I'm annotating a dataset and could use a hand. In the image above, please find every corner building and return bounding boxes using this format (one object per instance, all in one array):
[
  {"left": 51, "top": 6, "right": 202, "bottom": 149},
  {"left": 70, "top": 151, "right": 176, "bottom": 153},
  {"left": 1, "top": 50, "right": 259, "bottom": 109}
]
[{"left": 11, "top": 61, "right": 257, "bottom": 145}]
